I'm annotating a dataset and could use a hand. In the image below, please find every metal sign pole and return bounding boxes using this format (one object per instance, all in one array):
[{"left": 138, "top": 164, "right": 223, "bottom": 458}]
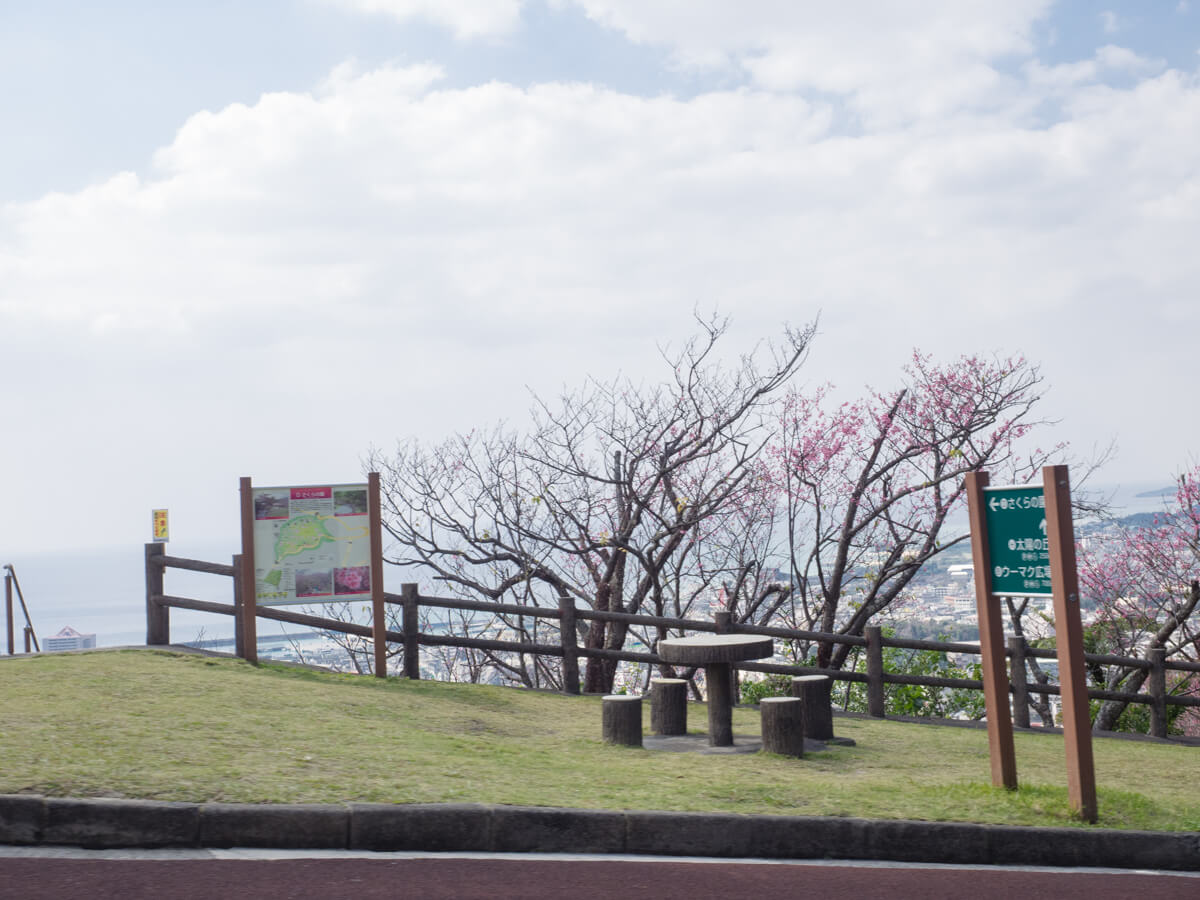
[
  {"left": 1043, "top": 465, "right": 1097, "bottom": 822},
  {"left": 965, "top": 471, "right": 1018, "bottom": 790}
]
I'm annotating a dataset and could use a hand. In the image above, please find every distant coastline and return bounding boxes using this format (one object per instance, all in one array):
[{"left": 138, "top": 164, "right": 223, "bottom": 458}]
[{"left": 1135, "top": 486, "right": 1176, "bottom": 498}]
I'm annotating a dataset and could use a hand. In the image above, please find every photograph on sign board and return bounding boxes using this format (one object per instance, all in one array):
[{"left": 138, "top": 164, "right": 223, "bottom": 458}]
[
  {"left": 254, "top": 492, "right": 290, "bottom": 521},
  {"left": 334, "top": 565, "right": 371, "bottom": 595},
  {"left": 333, "top": 488, "right": 368, "bottom": 516},
  {"left": 295, "top": 567, "right": 333, "bottom": 598}
]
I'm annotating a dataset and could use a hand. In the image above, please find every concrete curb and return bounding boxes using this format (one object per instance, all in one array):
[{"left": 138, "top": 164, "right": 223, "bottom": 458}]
[{"left": 2, "top": 794, "right": 1198, "bottom": 870}]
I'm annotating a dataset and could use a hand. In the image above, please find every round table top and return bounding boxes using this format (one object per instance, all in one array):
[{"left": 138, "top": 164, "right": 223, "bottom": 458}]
[{"left": 657, "top": 633, "right": 774, "bottom": 665}]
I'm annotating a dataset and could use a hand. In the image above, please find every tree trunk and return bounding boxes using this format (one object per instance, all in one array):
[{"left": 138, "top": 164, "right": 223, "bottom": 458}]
[
  {"left": 1093, "top": 668, "right": 1147, "bottom": 732},
  {"left": 583, "top": 582, "right": 611, "bottom": 693},
  {"left": 1093, "top": 581, "right": 1199, "bottom": 732}
]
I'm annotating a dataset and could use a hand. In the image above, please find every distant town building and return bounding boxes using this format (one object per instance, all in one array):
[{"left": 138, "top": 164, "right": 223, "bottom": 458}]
[{"left": 43, "top": 626, "right": 97, "bottom": 652}]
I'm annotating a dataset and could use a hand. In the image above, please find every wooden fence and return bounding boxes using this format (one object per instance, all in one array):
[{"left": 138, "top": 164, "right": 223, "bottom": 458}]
[
  {"left": 144, "top": 544, "right": 1200, "bottom": 737},
  {"left": 4, "top": 564, "right": 38, "bottom": 654}
]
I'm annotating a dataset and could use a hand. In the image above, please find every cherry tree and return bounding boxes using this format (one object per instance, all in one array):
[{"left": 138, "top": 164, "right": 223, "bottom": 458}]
[
  {"left": 370, "top": 315, "right": 817, "bottom": 693},
  {"left": 1078, "top": 467, "right": 1200, "bottom": 732},
  {"left": 773, "top": 352, "right": 1056, "bottom": 670}
]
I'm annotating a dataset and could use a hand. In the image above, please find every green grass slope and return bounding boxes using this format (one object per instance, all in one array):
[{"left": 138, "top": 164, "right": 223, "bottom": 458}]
[{"left": 2, "top": 649, "right": 1198, "bottom": 831}]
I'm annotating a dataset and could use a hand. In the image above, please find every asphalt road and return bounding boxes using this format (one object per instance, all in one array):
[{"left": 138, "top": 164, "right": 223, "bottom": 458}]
[{"left": 3, "top": 852, "right": 1199, "bottom": 899}]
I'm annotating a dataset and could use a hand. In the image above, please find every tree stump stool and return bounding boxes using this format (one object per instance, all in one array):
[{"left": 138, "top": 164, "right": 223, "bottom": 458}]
[
  {"left": 650, "top": 678, "right": 688, "bottom": 735},
  {"left": 602, "top": 695, "right": 643, "bottom": 747},
  {"left": 792, "top": 675, "right": 834, "bottom": 740},
  {"left": 760, "top": 696, "right": 805, "bottom": 757}
]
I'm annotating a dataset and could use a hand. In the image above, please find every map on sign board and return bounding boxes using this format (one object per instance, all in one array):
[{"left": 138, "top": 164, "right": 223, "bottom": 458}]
[
  {"left": 983, "top": 485, "right": 1053, "bottom": 597},
  {"left": 252, "top": 484, "right": 372, "bottom": 606}
]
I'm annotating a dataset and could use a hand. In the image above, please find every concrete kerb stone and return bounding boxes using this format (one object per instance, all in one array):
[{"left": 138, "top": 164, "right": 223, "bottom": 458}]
[
  {"left": 863, "top": 818, "right": 990, "bottom": 865},
  {"left": 1088, "top": 827, "right": 1200, "bottom": 872},
  {"left": 986, "top": 823, "right": 1200, "bottom": 872},
  {"left": 987, "top": 824, "right": 1100, "bottom": 868},
  {"left": 42, "top": 797, "right": 199, "bottom": 849},
  {"left": 199, "top": 803, "right": 349, "bottom": 849},
  {"left": 493, "top": 807, "right": 626, "bottom": 854},
  {"left": 625, "top": 810, "right": 759, "bottom": 859},
  {"left": 349, "top": 802, "right": 492, "bottom": 853},
  {"left": 747, "top": 814, "right": 870, "bottom": 861},
  {"left": 0, "top": 794, "right": 46, "bottom": 845},
  {"left": 4, "top": 794, "right": 1200, "bottom": 870}
]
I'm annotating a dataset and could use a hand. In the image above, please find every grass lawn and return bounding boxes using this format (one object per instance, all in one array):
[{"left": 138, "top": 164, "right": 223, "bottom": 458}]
[{"left": 2, "top": 649, "right": 1198, "bottom": 832}]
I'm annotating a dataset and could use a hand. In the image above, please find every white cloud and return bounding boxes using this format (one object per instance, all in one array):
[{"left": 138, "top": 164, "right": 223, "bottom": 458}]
[
  {"left": 564, "top": 0, "right": 1053, "bottom": 126},
  {"left": 1100, "top": 10, "right": 1120, "bottom": 34},
  {"left": 4, "top": 11, "right": 1200, "bottom": 553},
  {"left": 324, "top": 0, "right": 527, "bottom": 38},
  {"left": 1024, "top": 44, "right": 1164, "bottom": 92}
]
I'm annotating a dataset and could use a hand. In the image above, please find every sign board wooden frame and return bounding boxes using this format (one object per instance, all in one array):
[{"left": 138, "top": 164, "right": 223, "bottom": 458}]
[
  {"left": 239, "top": 473, "right": 388, "bottom": 678},
  {"left": 966, "top": 465, "right": 1097, "bottom": 822},
  {"left": 965, "top": 470, "right": 1019, "bottom": 791}
]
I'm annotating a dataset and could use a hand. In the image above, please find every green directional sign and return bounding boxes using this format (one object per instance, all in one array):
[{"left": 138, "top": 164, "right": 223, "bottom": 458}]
[{"left": 983, "top": 485, "right": 1052, "bottom": 597}]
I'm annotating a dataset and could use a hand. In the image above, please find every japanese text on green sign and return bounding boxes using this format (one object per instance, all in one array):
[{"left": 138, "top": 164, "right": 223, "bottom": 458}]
[{"left": 983, "top": 486, "right": 1052, "bottom": 597}]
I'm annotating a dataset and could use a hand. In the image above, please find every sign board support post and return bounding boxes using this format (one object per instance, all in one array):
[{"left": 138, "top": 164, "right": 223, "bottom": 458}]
[
  {"left": 239, "top": 476, "right": 259, "bottom": 664},
  {"left": 965, "top": 471, "right": 1018, "bottom": 790},
  {"left": 1043, "top": 465, "right": 1097, "bottom": 823},
  {"left": 368, "top": 472, "right": 387, "bottom": 679}
]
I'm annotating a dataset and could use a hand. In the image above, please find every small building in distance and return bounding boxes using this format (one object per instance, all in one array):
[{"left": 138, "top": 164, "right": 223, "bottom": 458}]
[{"left": 43, "top": 626, "right": 97, "bottom": 652}]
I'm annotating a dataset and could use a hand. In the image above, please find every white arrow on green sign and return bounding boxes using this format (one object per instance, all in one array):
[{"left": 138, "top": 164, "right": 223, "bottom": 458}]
[{"left": 982, "top": 485, "right": 1053, "bottom": 597}]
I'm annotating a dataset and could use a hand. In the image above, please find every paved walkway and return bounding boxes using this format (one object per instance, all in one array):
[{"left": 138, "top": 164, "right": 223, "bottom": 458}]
[{"left": 2, "top": 849, "right": 1199, "bottom": 899}]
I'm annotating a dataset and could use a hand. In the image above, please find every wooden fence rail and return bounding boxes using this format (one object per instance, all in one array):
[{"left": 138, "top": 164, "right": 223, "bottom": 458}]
[{"left": 144, "top": 545, "right": 1199, "bottom": 736}]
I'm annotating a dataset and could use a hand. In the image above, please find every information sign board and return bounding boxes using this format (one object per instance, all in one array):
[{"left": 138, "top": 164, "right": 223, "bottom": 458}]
[
  {"left": 250, "top": 483, "right": 373, "bottom": 606},
  {"left": 983, "top": 485, "right": 1052, "bottom": 597},
  {"left": 152, "top": 509, "right": 169, "bottom": 543}
]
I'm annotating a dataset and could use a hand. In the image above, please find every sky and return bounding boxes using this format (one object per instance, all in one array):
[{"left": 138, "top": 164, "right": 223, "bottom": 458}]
[{"left": 2, "top": 0, "right": 1199, "bottom": 577}]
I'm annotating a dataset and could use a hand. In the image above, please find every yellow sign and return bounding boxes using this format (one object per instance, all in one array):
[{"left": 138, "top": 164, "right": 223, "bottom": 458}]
[{"left": 152, "top": 509, "right": 169, "bottom": 543}]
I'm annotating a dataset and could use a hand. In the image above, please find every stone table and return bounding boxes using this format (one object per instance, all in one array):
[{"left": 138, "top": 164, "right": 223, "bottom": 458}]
[{"left": 657, "top": 634, "right": 774, "bottom": 746}]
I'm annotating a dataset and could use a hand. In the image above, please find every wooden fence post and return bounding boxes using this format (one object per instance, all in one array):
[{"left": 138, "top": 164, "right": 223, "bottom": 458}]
[
  {"left": 401, "top": 583, "right": 420, "bottom": 680},
  {"left": 558, "top": 588, "right": 580, "bottom": 695},
  {"left": 1008, "top": 636, "right": 1030, "bottom": 729},
  {"left": 865, "top": 625, "right": 885, "bottom": 718},
  {"left": 712, "top": 611, "right": 739, "bottom": 702},
  {"left": 145, "top": 542, "right": 168, "bottom": 646},
  {"left": 5, "top": 572, "right": 13, "bottom": 655},
  {"left": 1149, "top": 647, "right": 1167, "bottom": 739},
  {"left": 232, "top": 553, "right": 245, "bottom": 660}
]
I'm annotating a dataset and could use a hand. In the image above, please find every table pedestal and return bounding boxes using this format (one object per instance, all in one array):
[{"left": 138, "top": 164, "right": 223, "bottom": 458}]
[
  {"left": 657, "top": 633, "right": 774, "bottom": 749},
  {"left": 705, "top": 662, "right": 734, "bottom": 746}
]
